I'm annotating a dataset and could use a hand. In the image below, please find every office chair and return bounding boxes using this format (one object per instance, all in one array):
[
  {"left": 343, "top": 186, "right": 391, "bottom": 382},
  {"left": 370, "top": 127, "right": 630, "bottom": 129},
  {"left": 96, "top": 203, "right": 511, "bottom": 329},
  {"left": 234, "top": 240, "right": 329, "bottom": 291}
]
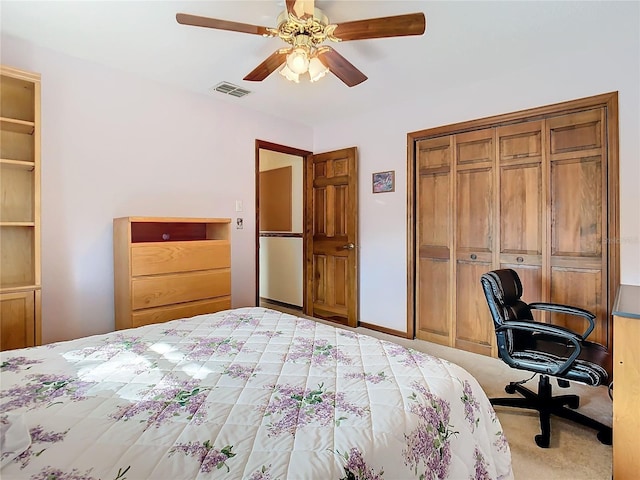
[{"left": 480, "top": 268, "right": 612, "bottom": 448}]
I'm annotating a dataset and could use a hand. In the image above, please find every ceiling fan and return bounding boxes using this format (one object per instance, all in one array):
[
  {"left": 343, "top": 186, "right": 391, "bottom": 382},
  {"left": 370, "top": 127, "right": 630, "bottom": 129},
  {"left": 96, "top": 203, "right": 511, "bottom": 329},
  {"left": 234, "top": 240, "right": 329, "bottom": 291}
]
[{"left": 176, "top": 0, "right": 426, "bottom": 87}]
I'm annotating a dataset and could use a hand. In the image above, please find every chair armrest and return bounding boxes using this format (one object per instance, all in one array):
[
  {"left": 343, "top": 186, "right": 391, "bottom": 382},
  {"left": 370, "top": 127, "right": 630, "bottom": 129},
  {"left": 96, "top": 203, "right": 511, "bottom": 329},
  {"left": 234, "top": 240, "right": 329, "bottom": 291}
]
[
  {"left": 528, "top": 302, "right": 596, "bottom": 340},
  {"left": 496, "top": 320, "right": 582, "bottom": 376}
]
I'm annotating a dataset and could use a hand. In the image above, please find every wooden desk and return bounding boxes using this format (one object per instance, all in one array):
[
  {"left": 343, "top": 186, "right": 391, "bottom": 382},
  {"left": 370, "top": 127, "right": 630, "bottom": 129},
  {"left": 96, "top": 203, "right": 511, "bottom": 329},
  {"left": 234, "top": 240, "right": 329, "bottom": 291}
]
[{"left": 612, "top": 285, "right": 640, "bottom": 480}]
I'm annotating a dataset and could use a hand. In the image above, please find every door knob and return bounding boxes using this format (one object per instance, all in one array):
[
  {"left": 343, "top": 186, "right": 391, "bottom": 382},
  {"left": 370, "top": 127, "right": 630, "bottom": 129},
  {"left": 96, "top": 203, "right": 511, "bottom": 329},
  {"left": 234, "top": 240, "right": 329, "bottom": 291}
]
[{"left": 342, "top": 243, "right": 355, "bottom": 250}]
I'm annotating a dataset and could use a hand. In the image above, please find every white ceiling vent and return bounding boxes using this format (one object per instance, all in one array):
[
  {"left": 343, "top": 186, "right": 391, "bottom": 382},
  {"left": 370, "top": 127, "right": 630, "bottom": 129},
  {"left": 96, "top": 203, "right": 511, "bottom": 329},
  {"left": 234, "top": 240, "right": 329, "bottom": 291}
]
[{"left": 211, "top": 82, "right": 251, "bottom": 98}]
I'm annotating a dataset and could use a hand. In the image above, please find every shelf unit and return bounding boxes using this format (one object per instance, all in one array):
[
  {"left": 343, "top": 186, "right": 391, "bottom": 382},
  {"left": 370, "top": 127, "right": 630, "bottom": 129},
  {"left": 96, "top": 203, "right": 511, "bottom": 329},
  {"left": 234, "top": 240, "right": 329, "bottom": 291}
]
[
  {"left": 113, "top": 217, "right": 232, "bottom": 330},
  {"left": 0, "top": 65, "right": 41, "bottom": 350}
]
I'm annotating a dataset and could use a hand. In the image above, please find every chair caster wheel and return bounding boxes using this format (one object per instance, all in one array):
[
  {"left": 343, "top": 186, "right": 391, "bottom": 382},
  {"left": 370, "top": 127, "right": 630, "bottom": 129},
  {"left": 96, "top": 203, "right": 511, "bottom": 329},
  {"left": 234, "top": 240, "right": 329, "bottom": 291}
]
[
  {"left": 567, "top": 398, "right": 579, "bottom": 409},
  {"left": 535, "top": 434, "right": 550, "bottom": 448},
  {"left": 596, "top": 429, "right": 612, "bottom": 445},
  {"left": 505, "top": 384, "right": 517, "bottom": 394}
]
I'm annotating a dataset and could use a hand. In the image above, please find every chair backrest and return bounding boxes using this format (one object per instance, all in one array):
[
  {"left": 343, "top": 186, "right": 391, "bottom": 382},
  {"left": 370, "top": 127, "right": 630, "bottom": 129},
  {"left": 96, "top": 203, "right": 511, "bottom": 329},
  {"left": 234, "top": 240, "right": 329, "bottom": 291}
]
[
  {"left": 480, "top": 269, "right": 535, "bottom": 362},
  {"left": 480, "top": 269, "right": 534, "bottom": 327}
]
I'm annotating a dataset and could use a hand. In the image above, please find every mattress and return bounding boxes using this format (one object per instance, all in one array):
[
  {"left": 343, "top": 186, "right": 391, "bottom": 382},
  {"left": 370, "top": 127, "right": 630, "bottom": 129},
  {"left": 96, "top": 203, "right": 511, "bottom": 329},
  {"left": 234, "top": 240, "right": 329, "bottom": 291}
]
[{"left": 0, "top": 307, "right": 513, "bottom": 479}]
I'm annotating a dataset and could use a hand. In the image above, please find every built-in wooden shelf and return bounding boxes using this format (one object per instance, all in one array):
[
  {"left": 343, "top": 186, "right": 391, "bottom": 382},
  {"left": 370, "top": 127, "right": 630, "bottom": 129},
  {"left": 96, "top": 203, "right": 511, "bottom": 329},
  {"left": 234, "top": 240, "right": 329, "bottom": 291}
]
[
  {"left": 0, "top": 117, "right": 35, "bottom": 135},
  {"left": 0, "top": 158, "right": 35, "bottom": 170},
  {"left": 0, "top": 222, "right": 36, "bottom": 227}
]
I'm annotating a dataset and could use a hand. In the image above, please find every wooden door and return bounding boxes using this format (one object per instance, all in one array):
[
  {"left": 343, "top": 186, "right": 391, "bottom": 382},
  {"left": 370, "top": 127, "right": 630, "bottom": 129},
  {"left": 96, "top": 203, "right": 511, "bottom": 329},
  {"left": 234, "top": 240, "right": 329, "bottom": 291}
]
[
  {"left": 454, "top": 129, "right": 495, "bottom": 355},
  {"left": 305, "top": 147, "right": 358, "bottom": 327},
  {"left": 547, "top": 109, "right": 608, "bottom": 345},
  {"left": 497, "top": 121, "right": 545, "bottom": 321},
  {"left": 415, "top": 136, "right": 453, "bottom": 344}
]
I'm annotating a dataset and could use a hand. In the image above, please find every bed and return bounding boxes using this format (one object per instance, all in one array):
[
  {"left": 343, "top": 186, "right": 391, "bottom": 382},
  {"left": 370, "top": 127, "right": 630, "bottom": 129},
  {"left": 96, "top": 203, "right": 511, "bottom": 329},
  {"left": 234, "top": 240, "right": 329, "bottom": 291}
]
[{"left": 1, "top": 307, "right": 513, "bottom": 479}]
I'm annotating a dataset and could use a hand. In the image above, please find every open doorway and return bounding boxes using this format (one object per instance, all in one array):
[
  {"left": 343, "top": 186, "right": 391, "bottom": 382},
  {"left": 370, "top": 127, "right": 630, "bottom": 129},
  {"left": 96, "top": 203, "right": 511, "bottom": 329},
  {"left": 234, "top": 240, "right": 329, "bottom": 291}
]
[
  {"left": 255, "top": 141, "right": 310, "bottom": 313},
  {"left": 255, "top": 141, "right": 360, "bottom": 327}
]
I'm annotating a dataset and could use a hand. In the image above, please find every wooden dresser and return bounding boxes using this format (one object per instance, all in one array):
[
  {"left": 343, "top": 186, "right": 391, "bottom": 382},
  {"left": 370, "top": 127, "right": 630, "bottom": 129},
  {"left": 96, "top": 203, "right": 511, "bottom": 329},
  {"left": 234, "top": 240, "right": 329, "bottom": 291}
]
[
  {"left": 113, "top": 217, "right": 231, "bottom": 330},
  {"left": 612, "top": 285, "right": 640, "bottom": 479}
]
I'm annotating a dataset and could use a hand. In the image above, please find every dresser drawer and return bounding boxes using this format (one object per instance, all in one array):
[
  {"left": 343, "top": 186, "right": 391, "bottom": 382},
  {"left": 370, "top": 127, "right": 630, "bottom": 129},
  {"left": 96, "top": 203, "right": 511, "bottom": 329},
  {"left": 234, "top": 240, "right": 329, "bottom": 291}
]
[
  {"left": 131, "top": 241, "right": 230, "bottom": 276},
  {"left": 132, "top": 269, "right": 230, "bottom": 310},
  {"left": 131, "top": 296, "right": 231, "bottom": 328}
]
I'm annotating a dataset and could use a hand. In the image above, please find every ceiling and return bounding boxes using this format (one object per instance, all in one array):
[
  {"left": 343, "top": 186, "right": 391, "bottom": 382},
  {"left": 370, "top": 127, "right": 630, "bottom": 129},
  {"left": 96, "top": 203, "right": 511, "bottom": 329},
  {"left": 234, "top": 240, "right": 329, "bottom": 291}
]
[{"left": 1, "top": 1, "right": 610, "bottom": 127}]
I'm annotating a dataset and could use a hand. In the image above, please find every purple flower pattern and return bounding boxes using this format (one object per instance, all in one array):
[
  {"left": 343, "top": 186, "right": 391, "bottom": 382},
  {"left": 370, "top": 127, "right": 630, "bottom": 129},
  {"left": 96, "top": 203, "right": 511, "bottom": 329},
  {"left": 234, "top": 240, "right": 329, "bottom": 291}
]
[
  {"left": 29, "top": 466, "right": 129, "bottom": 480},
  {"left": 159, "top": 328, "right": 189, "bottom": 337},
  {"left": 338, "top": 330, "right": 359, "bottom": 340},
  {"left": 471, "top": 446, "right": 491, "bottom": 480},
  {"left": 13, "top": 425, "right": 69, "bottom": 468},
  {"left": 169, "top": 441, "right": 235, "bottom": 473},
  {"left": 461, "top": 380, "right": 481, "bottom": 431},
  {"left": 30, "top": 467, "right": 98, "bottom": 480},
  {"left": 344, "top": 371, "right": 389, "bottom": 384},
  {"left": 73, "top": 334, "right": 148, "bottom": 360},
  {"left": 253, "top": 330, "right": 283, "bottom": 338},
  {"left": 385, "top": 343, "right": 441, "bottom": 368},
  {"left": 403, "top": 382, "right": 457, "bottom": 480},
  {"left": 184, "top": 337, "right": 245, "bottom": 360},
  {"left": 110, "top": 375, "right": 208, "bottom": 427},
  {"left": 286, "top": 338, "right": 352, "bottom": 366},
  {"left": 0, "top": 374, "right": 95, "bottom": 411},
  {"left": 338, "top": 447, "right": 384, "bottom": 480},
  {"left": 223, "top": 363, "right": 259, "bottom": 380},
  {"left": 0, "top": 356, "right": 42, "bottom": 372},
  {"left": 264, "top": 383, "right": 366, "bottom": 436},
  {"left": 217, "top": 313, "right": 261, "bottom": 328},
  {"left": 247, "top": 465, "right": 274, "bottom": 480}
]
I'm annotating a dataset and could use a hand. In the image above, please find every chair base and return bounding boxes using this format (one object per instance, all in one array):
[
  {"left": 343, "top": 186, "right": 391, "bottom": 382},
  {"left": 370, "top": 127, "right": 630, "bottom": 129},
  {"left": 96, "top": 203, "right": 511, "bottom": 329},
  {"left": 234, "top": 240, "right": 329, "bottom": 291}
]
[{"left": 490, "top": 375, "right": 612, "bottom": 448}]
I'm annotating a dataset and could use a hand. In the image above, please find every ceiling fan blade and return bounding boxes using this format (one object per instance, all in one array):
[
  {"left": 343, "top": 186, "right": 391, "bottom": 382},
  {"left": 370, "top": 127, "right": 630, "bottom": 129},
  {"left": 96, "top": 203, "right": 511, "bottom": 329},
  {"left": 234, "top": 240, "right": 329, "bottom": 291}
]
[
  {"left": 332, "top": 13, "right": 426, "bottom": 41},
  {"left": 176, "top": 13, "right": 270, "bottom": 36},
  {"left": 243, "top": 50, "right": 289, "bottom": 82},
  {"left": 317, "top": 48, "right": 367, "bottom": 87},
  {"left": 286, "top": 0, "right": 315, "bottom": 20}
]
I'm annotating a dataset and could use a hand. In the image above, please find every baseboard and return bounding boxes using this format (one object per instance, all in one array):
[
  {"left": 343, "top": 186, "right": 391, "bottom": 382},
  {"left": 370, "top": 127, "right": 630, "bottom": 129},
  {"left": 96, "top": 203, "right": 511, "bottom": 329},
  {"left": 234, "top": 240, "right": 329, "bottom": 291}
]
[{"left": 359, "top": 321, "right": 411, "bottom": 339}]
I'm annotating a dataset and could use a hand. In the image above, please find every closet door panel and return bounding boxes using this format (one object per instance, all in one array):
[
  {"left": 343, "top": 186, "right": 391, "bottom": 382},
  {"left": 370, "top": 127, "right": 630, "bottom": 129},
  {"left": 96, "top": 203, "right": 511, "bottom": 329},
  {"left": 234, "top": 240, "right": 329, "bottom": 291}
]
[
  {"left": 550, "top": 267, "right": 603, "bottom": 341},
  {"left": 417, "top": 258, "right": 450, "bottom": 340},
  {"left": 416, "top": 137, "right": 452, "bottom": 343},
  {"left": 548, "top": 109, "right": 608, "bottom": 347},
  {"left": 455, "top": 260, "right": 493, "bottom": 355},
  {"left": 498, "top": 121, "right": 545, "bottom": 319},
  {"left": 455, "top": 130, "right": 494, "bottom": 354}
]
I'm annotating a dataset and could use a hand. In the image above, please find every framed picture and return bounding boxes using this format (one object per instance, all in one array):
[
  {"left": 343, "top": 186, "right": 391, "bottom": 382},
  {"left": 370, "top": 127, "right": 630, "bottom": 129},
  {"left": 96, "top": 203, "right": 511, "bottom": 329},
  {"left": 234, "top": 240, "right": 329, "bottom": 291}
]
[{"left": 372, "top": 170, "right": 395, "bottom": 193}]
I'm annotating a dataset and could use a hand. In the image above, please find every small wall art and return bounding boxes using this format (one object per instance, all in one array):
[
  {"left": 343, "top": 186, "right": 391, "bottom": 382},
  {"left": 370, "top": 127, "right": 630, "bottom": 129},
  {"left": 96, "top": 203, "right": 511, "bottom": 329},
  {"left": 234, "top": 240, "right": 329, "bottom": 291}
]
[{"left": 372, "top": 170, "right": 395, "bottom": 193}]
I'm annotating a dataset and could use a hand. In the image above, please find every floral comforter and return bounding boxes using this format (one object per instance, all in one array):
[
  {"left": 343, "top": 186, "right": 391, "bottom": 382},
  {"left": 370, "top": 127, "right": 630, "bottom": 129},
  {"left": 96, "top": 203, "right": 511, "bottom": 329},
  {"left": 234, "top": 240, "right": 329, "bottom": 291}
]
[{"left": 0, "top": 307, "right": 513, "bottom": 480}]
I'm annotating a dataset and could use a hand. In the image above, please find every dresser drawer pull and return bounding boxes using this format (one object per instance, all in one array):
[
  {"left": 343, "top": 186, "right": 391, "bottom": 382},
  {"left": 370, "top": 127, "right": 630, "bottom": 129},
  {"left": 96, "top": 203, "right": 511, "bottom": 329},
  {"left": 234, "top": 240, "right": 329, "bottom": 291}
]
[
  {"left": 162, "top": 233, "right": 170, "bottom": 241},
  {"left": 516, "top": 256, "right": 524, "bottom": 263},
  {"left": 470, "top": 254, "right": 477, "bottom": 260}
]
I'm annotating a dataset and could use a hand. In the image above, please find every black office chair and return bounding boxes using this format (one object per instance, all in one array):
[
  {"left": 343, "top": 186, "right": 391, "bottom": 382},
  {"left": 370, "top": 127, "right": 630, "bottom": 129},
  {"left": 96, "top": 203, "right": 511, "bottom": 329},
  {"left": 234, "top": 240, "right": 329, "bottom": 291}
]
[{"left": 480, "top": 268, "right": 612, "bottom": 448}]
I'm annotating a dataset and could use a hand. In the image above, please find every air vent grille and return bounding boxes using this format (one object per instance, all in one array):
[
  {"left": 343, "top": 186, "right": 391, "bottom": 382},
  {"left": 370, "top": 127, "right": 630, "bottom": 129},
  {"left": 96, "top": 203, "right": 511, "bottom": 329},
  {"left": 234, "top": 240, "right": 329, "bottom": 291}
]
[{"left": 211, "top": 82, "right": 251, "bottom": 98}]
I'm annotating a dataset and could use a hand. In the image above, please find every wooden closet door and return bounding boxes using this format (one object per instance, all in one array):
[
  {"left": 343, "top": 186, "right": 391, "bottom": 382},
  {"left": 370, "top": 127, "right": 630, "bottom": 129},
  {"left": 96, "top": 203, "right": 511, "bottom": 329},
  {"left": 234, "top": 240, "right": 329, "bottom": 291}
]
[
  {"left": 547, "top": 109, "right": 608, "bottom": 346},
  {"left": 455, "top": 129, "right": 495, "bottom": 355},
  {"left": 415, "top": 136, "right": 453, "bottom": 344},
  {"left": 497, "top": 121, "right": 545, "bottom": 320}
]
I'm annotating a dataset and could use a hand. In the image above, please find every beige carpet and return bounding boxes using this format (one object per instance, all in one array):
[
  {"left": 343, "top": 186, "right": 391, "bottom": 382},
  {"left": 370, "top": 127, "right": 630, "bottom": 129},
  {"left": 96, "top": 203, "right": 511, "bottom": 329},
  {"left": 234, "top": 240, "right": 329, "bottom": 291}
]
[{"left": 262, "top": 302, "right": 613, "bottom": 479}]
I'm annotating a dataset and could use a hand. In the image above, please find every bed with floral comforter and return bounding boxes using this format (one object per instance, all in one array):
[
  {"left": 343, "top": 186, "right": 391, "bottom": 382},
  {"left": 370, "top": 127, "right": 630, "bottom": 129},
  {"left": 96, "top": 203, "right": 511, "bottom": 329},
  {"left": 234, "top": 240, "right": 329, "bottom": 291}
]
[{"left": 0, "top": 307, "right": 513, "bottom": 479}]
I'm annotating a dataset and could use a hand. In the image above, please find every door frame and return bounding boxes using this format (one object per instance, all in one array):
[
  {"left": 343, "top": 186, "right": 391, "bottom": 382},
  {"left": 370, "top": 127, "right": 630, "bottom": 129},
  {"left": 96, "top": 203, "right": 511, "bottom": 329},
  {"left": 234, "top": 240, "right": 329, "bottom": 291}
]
[{"left": 255, "top": 140, "right": 312, "bottom": 308}]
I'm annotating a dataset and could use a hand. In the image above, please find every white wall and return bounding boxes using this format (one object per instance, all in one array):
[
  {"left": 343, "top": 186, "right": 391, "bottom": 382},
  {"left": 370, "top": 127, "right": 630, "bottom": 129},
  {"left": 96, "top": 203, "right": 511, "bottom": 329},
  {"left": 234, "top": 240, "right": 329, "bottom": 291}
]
[
  {"left": 1, "top": 36, "right": 313, "bottom": 343},
  {"left": 1, "top": 2, "right": 638, "bottom": 340},
  {"left": 313, "top": 2, "right": 640, "bottom": 332}
]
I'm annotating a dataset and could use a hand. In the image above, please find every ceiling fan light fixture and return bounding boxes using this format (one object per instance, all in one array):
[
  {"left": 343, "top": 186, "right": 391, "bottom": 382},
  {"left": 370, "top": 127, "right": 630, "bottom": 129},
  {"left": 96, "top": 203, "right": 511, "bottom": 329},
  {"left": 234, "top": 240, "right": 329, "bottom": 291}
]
[
  {"left": 308, "top": 56, "right": 329, "bottom": 82},
  {"left": 279, "top": 64, "right": 300, "bottom": 83},
  {"left": 286, "top": 47, "right": 310, "bottom": 74}
]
